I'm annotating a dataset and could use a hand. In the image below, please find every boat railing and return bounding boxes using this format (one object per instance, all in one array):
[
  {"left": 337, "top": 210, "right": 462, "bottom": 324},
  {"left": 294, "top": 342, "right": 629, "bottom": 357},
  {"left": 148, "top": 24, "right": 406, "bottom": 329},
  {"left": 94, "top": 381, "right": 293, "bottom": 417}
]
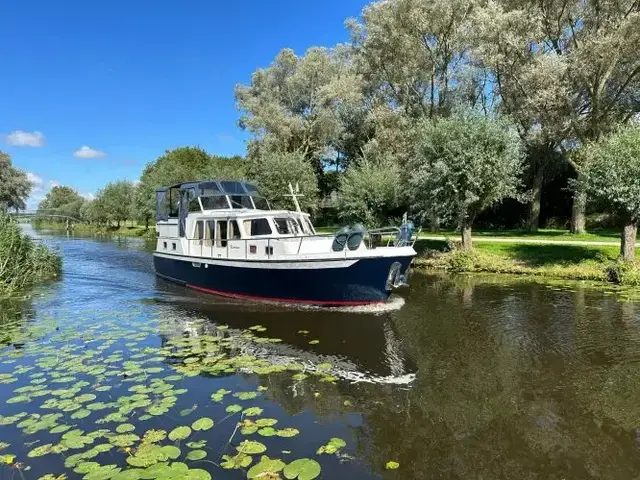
[{"left": 158, "top": 227, "right": 419, "bottom": 260}]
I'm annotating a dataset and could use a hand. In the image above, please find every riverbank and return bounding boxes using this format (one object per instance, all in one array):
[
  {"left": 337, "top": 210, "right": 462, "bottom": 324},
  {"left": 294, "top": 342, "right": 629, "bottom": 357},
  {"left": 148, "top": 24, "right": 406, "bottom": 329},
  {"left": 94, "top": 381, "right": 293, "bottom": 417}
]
[
  {"left": 0, "top": 215, "right": 61, "bottom": 295},
  {"left": 414, "top": 239, "right": 640, "bottom": 285},
  {"left": 34, "top": 220, "right": 155, "bottom": 238}
]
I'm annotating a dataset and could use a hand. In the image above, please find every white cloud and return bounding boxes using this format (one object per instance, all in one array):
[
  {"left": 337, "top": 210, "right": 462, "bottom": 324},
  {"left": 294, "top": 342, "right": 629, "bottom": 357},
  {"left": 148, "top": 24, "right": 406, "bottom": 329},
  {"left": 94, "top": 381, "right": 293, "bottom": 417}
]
[
  {"left": 49, "top": 180, "right": 60, "bottom": 188},
  {"left": 26, "top": 172, "right": 44, "bottom": 187},
  {"left": 4, "top": 130, "right": 45, "bottom": 147},
  {"left": 73, "top": 145, "right": 107, "bottom": 159},
  {"left": 81, "top": 192, "right": 95, "bottom": 200}
]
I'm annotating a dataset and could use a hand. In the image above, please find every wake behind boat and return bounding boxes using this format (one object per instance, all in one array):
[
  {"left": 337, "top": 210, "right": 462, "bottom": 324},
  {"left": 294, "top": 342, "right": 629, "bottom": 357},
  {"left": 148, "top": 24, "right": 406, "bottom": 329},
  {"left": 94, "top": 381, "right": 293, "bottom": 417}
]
[{"left": 153, "top": 180, "right": 417, "bottom": 306}]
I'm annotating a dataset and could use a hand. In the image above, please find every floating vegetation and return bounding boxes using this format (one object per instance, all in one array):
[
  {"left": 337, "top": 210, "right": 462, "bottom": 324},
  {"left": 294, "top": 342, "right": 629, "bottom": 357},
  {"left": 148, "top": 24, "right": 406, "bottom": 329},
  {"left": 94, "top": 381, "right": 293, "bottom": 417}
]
[
  {"left": 317, "top": 437, "right": 347, "bottom": 455},
  {"left": 0, "top": 303, "right": 364, "bottom": 480},
  {"left": 386, "top": 460, "right": 400, "bottom": 470}
]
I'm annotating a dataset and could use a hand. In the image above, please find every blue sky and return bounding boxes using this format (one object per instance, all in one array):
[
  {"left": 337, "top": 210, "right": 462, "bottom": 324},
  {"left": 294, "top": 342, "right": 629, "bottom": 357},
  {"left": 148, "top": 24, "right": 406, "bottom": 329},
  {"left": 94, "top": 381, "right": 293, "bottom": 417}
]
[{"left": 0, "top": 0, "right": 369, "bottom": 208}]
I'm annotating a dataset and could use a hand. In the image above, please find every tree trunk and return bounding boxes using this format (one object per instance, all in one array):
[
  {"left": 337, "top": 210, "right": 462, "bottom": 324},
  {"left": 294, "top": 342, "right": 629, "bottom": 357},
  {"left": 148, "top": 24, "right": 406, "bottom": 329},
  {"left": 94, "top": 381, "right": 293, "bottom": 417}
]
[
  {"left": 570, "top": 172, "right": 587, "bottom": 234},
  {"left": 461, "top": 220, "right": 473, "bottom": 251},
  {"left": 527, "top": 164, "right": 544, "bottom": 232},
  {"left": 145, "top": 217, "right": 149, "bottom": 230},
  {"left": 620, "top": 221, "right": 637, "bottom": 262}
]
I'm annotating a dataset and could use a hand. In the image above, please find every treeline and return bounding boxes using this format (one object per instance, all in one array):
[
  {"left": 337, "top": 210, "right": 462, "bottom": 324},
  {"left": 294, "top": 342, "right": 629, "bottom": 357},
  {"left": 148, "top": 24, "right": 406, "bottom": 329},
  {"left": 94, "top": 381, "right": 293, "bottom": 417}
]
[
  {"left": 40, "top": 0, "right": 640, "bottom": 260},
  {"left": 230, "top": 0, "right": 640, "bottom": 257}
]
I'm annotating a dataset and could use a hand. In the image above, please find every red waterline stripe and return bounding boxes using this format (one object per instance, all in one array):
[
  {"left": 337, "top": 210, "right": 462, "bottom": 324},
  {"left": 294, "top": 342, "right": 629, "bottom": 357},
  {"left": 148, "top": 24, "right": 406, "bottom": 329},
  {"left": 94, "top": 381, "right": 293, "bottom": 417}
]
[{"left": 186, "top": 284, "right": 383, "bottom": 307}]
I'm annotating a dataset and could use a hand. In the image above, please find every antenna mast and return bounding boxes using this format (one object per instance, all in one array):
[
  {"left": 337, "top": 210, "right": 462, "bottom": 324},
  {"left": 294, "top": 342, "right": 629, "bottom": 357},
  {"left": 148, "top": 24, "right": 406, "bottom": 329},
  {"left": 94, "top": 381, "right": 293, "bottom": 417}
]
[{"left": 284, "top": 183, "right": 308, "bottom": 234}]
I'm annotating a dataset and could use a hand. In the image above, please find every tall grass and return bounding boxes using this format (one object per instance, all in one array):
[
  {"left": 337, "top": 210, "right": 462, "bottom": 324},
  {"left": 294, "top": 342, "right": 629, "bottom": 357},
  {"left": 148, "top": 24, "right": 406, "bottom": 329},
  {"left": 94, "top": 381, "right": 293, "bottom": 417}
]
[{"left": 0, "top": 214, "right": 61, "bottom": 295}]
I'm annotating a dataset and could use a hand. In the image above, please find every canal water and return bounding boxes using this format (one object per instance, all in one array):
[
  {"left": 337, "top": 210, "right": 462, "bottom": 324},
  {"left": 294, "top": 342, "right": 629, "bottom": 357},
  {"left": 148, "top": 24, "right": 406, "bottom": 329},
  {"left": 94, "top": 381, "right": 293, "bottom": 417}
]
[{"left": 2, "top": 226, "right": 640, "bottom": 479}]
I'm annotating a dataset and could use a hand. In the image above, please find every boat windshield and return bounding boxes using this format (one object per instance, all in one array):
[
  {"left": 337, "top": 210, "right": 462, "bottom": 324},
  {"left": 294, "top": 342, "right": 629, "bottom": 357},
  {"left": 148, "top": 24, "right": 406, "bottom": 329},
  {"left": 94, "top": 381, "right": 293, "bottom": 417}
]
[
  {"left": 274, "top": 217, "right": 301, "bottom": 235},
  {"left": 229, "top": 196, "right": 254, "bottom": 209}
]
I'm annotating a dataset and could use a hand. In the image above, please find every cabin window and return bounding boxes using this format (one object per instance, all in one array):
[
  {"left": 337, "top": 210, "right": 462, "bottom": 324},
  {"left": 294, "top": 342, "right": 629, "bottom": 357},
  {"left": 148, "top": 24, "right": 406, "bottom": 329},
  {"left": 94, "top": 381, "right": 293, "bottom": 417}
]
[
  {"left": 252, "top": 197, "right": 270, "bottom": 210},
  {"left": 230, "top": 195, "right": 254, "bottom": 209},
  {"left": 163, "top": 241, "right": 167, "bottom": 249},
  {"left": 205, "top": 220, "right": 215, "bottom": 246},
  {"left": 305, "top": 218, "right": 315, "bottom": 234},
  {"left": 274, "top": 218, "right": 300, "bottom": 235},
  {"left": 200, "top": 195, "right": 229, "bottom": 210},
  {"left": 172, "top": 242, "right": 176, "bottom": 251},
  {"left": 243, "top": 218, "right": 272, "bottom": 236},
  {"left": 229, "top": 220, "right": 241, "bottom": 239},
  {"left": 216, "top": 220, "right": 228, "bottom": 247},
  {"left": 189, "top": 198, "right": 202, "bottom": 212},
  {"left": 194, "top": 221, "right": 204, "bottom": 240}
]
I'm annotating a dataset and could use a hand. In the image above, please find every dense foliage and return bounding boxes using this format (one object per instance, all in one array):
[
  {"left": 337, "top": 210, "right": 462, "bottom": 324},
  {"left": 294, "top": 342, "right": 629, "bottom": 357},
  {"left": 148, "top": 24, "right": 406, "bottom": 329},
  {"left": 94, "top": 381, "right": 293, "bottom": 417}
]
[
  {"left": 584, "top": 126, "right": 640, "bottom": 260},
  {"left": 0, "top": 214, "right": 61, "bottom": 294},
  {"left": 248, "top": 150, "right": 319, "bottom": 212},
  {"left": 407, "top": 116, "right": 524, "bottom": 249},
  {"left": 0, "top": 152, "right": 31, "bottom": 212},
  {"left": 49, "top": 0, "right": 640, "bottom": 257}
]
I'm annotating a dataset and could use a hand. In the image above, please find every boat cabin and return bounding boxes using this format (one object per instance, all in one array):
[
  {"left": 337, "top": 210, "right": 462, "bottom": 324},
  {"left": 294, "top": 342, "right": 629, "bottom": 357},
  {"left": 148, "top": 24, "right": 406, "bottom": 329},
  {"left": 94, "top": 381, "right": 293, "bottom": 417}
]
[{"left": 155, "top": 180, "right": 332, "bottom": 260}]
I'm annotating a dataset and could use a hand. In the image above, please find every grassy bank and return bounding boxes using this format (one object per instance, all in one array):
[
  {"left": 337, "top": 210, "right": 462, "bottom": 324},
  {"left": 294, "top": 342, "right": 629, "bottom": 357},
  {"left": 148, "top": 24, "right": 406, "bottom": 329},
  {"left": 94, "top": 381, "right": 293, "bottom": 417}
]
[
  {"left": 34, "top": 220, "right": 155, "bottom": 238},
  {"left": 414, "top": 239, "right": 640, "bottom": 285},
  {"left": 0, "top": 214, "right": 61, "bottom": 295}
]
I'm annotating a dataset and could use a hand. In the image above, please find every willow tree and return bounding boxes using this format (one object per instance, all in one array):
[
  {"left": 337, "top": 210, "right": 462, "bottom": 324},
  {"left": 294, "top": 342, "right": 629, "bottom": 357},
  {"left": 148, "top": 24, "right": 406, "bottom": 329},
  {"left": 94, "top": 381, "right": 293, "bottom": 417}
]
[
  {"left": 337, "top": 142, "right": 401, "bottom": 227},
  {"left": 408, "top": 115, "right": 524, "bottom": 250},
  {"left": 0, "top": 152, "right": 31, "bottom": 212},
  {"left": 472, "top": 0, "right": 640, "bottom": 233},
  {"left": 584, "top": 125, "right": 640, "bottom": 261},
  {"left": 235, "top": 46, "right": 366, "bottom": 187},
  {"left": 348, "top": 0, "right": 477, "bottom": 119},
  {"left": 248, "top": 150, "right": 319, "bottom": 213}
]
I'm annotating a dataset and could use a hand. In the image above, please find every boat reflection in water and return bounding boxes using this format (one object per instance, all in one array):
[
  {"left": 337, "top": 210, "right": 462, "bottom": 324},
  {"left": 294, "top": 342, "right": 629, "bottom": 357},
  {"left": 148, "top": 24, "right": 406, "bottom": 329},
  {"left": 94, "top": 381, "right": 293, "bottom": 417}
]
[{"left": 153, "top": 288, "right": 416, "bottom": 386}]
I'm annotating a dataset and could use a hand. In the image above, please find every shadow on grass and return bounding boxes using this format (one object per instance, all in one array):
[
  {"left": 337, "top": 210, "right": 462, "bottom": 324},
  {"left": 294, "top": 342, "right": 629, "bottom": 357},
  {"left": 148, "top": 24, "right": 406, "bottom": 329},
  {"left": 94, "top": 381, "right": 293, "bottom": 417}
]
[
  {"left": 488, "top": 244, "right": 615, "bottom": 266},
  {"left": 414, "top": 239, "right": 619, "bottom": 266}
]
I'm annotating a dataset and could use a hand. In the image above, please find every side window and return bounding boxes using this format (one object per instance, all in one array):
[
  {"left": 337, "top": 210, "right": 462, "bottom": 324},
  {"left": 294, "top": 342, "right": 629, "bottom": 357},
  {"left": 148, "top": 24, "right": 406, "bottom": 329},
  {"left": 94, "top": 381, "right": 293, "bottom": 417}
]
[
  {"left": 243, "top": 218, "right": 272, "bottom": 236},
  {"left": 205, "top": 220, "right": 215, "bottom": 243},
  {"left": 216, "top": 220, "right": 228, "bottom": 247},
  {"left": 194, "top": 221, "right": 204, "bottom": 241},
  {"left": 229, "top": 220, "right": 241, "bottom": 239},
  {"left": 274, "top": 218, "right": 290, "bottom": 235},
  {"left": 189, "top": 198, "right": 202, "bottom": 212}
]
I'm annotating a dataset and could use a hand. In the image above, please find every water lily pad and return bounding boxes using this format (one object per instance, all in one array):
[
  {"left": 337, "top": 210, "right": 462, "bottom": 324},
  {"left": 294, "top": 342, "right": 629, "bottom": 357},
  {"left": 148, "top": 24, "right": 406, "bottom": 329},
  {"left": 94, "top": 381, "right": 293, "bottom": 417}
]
[
  {"left": 276, "top": 428, "right": 300, "bottom": 438},
  {"left": 233, "top": 391, "right": 257, "bottom": 400},
  {"left": 184, "top": 469, "right": 211, "bottom": 480},
  {"left": 247, "top": 456, "right": 286, "bottom": 479},
  {"left": 386, "top": 461, "right": 400, "bottom": 470},
  {"left": 116, "top": 424, "right": 136, "bottom": 433},
  {"left": 221, "top": 453, "right": 252, "bottom": 469},
  {"left": 283, "top": 458, "right": 322, "bottom": 480},
  {"left": 109, "top": 434, "right": 140, "bottom": 448},
  {"left": 317, "top": 437, "right": 347, "bottom": 455},
  {"left": 168, "top": 425, "right": 191, "bottom": 441},
  {"left": 28, "top": 443, "right": 54, "bottom": 457},
  {"left": 186, "top": 449, "right": 207, "bottom": 461},
  {"left": 255, "top": 418, "right": 278, "bottom": 427},
  {"left": 186, "top": 440, "right": 206, "bottom": 449},
  {"left": 191, "top": 417, "right": 213, "bottom": 431},
  {"left": 225, "top": 404, "right": 242, "bottom": 414},
  {"left": 141, "top": 429, "right": 166, "bottom": 444},
  {"left": 258, "top": 427, "right": 276, "bottom": 437},
  {"left": 236, "top": 440, "right": 267, "bottom": 454},
  {"left": 243, "top": 407, "right": 263, "bottom": 417}
]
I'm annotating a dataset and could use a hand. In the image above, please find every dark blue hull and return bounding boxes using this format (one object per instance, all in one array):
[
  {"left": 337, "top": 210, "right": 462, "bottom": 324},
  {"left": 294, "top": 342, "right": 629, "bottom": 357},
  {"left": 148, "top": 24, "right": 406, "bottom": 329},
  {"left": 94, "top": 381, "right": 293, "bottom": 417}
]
[{"left": 153, "top": 253, "right": 414, "bottom": 306}]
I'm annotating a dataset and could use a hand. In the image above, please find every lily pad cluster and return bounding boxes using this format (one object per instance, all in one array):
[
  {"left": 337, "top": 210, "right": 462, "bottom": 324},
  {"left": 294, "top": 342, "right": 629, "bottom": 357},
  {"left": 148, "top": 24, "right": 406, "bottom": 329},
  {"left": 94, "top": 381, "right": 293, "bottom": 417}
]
[{"left": 0, "top": 309, "right": 350, "bottom": 479}]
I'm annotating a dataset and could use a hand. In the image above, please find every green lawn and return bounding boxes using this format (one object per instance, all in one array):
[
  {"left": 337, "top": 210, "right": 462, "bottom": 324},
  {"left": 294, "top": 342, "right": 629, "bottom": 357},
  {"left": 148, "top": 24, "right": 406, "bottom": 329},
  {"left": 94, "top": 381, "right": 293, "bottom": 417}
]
[{"left": 316, "top": 226, "right": 622, "bottom": 243}]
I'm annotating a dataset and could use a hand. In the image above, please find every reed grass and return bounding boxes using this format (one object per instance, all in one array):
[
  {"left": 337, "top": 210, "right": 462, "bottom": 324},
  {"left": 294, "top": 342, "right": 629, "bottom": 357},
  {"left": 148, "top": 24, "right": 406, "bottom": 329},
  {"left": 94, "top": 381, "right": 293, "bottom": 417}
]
[{"left": 0, "top": 214, "right": 61, "bottom": 295}]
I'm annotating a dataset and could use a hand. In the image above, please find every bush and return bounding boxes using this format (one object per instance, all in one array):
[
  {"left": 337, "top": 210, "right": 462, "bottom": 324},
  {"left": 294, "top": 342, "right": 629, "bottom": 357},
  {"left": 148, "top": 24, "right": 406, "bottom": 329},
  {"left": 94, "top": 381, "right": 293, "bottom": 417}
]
[{"left": 0, "top": 214, "right": 61, "bottom": 294}]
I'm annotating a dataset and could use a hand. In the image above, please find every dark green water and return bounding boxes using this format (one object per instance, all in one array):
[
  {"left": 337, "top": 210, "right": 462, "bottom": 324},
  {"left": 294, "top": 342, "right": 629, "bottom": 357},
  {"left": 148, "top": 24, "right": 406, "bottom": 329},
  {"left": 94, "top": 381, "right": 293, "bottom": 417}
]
[{"left": 3, "top": 226, "right": 640, "bottom": 479}]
